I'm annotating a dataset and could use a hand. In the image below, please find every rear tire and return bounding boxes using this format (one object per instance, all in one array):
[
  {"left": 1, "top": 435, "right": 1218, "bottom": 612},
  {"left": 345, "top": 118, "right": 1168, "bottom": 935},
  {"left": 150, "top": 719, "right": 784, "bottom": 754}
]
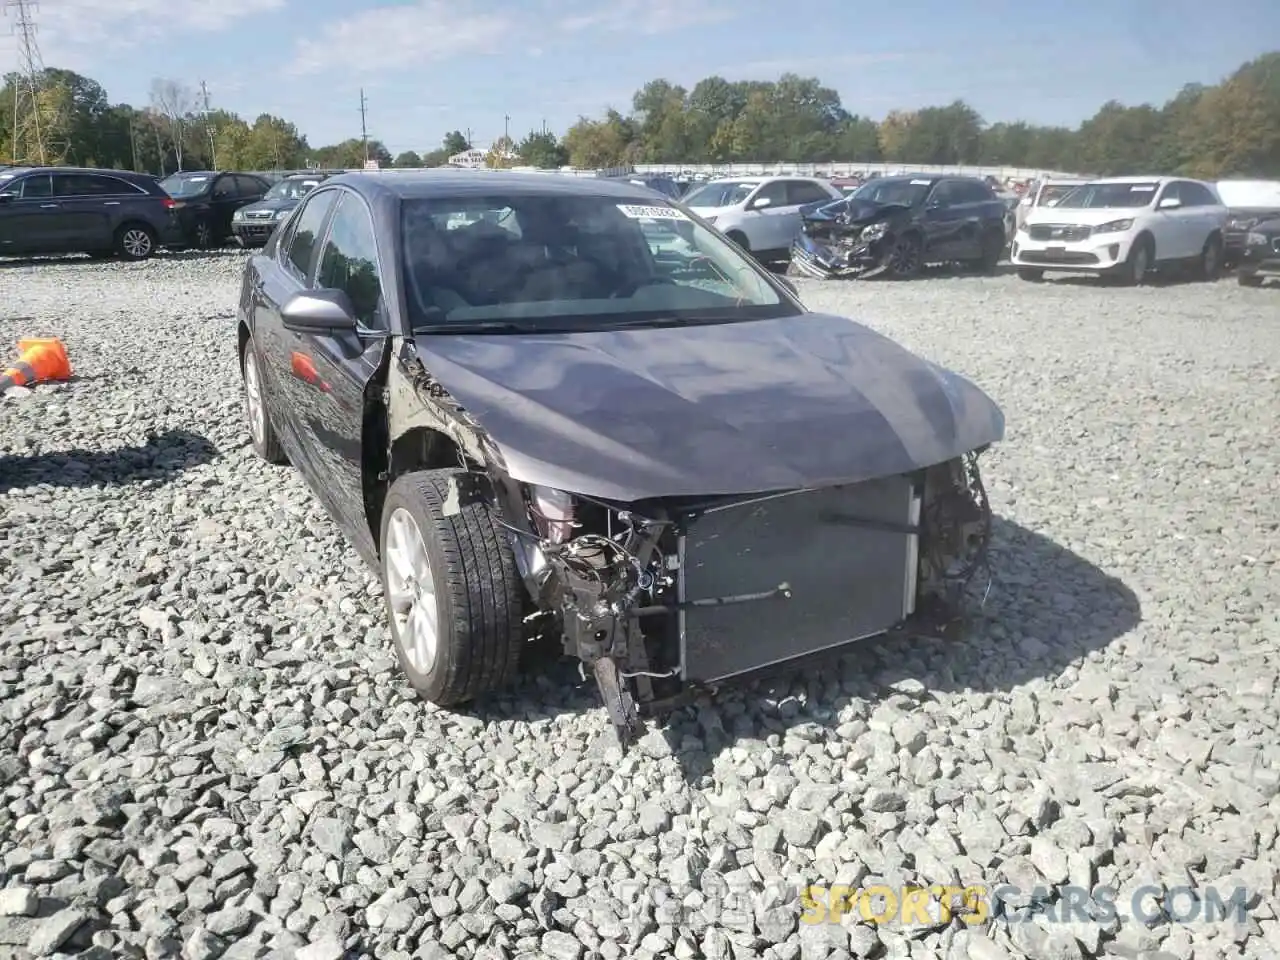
[
  {"left": 115, "top": 223, "right": 156, "bottom": 261},
  {"left": 240, "top": 337, "right": 287, "bottom": 465},
  {"left": 1017, "top": 268, "right": 1044, "bottom": 282},
  {"left": 380, "top": 470, "right": 524, "bottom": 706},
  {"left": 193, "top": 218, "right": 216, "bottom": 250}
]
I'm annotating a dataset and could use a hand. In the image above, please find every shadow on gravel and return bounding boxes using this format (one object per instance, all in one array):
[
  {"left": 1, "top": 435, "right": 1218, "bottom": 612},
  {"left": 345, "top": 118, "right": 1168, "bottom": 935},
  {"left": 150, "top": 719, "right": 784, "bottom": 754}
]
[
  {"left": 0, "top": 428, "right": 219, "bottom": 493},
  {"left": 465, "top": 514, "right": 1142, "bottom": 780},
  {"left": 0, "top": 248, "right": 249, "bottom": 269}
]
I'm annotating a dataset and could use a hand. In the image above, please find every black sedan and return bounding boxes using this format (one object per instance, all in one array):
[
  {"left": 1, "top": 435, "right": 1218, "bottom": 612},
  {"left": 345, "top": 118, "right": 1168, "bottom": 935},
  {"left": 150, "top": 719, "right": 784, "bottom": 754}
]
[
  {"left": 1237, "top": 216, "right": 1280, "bottom": 287},
  {"left": 236, "top": 171, "right": 1004, "bottom": 744},
  {"left": 790, "top": 174, "right": 1009, "bottom": 279},
  {"left": 232, "top": 173, "right": 329, "bottom": 247},
  {"left": 161, "top": 170, "right": 271, "bottom": 248}
]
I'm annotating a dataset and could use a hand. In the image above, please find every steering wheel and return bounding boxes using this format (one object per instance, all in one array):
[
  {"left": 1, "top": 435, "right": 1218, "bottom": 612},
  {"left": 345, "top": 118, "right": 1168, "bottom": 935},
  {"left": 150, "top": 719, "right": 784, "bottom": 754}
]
[{"left": 610, "top": 276, "right": 678, "bottom": 299}]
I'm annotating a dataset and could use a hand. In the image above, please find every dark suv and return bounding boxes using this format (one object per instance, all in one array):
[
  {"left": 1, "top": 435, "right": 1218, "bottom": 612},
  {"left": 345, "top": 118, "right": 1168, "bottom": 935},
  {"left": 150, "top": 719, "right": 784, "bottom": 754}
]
[
  {"left": 0, "top": 166, "right": 182, "bottom": 261},
  {"left": 160, "top": 171, "right": 271, "bottom": 248}
]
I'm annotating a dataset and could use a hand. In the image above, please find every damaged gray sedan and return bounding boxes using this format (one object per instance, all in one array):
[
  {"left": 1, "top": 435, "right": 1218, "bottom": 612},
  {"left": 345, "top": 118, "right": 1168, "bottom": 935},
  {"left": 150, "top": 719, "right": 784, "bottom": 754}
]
[{"left": 235, "top": 170, "right": 1004, "bottom": 744}]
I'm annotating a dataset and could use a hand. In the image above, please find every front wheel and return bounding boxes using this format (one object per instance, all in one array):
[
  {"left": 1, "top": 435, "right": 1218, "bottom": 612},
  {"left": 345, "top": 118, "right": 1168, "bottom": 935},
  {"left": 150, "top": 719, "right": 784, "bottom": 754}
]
[
  {"left": 975, "top": 229, "right": 1004, "bottom": 273},
  {"left": 1198, "top": 235, "right": 1223, "bottom": 282},
  {"left": 380, "top": 470, "right": 525, "bottom": 706},
  {"left": 193, "top": 218, "right": 215, "bottom": 249},
  {"left": 1116, "top": 236, "right": 1153, "bottom": 286},
  {"left": 885, "top": 233, "right": 922, "bottom": 279},
  {"left": 115, "top": 224, "right": 156, "bottom": 261},
  {"left": 1017, "top": 268, "right": 1044, "bottom": 282}
]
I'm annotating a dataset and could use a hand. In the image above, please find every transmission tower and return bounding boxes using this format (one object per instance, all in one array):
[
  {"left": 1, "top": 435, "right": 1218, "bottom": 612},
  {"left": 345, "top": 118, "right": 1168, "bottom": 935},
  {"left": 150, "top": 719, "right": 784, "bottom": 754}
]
[{"left": 4, "top": 0, "right": 62, "bottom": 165}]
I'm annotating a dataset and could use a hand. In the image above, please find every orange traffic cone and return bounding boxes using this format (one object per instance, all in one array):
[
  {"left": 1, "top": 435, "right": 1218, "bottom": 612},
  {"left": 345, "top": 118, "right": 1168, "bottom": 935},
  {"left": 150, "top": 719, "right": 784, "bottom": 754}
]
[{"left": 0, "top": 338, "right": 72, "bottom": 393}]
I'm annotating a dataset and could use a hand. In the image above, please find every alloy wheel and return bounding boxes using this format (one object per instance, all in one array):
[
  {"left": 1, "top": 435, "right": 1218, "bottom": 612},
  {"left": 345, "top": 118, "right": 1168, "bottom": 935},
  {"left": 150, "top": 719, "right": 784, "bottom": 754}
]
[
  {"left": 243, "top": 350, "right": 266, "bottom": 447},
  {"left": 889, "top": 237, "right": 920, "bottom": 276},
  {"left": 122, "top": 229, "right": 152, "bottom": 259},
  {"left": 384, "top": 508, "right": 439, "bottom": 674}
]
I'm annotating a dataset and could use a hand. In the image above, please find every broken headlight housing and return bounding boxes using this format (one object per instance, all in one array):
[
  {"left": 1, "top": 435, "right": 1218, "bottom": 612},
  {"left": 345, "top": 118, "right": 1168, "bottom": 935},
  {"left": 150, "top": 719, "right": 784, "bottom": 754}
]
[
  {"left": 527, "top": 485, "right": 576, "bottom": 543},
  {"left": 861, "top": 222, "right": 888, "bottom": 242}
]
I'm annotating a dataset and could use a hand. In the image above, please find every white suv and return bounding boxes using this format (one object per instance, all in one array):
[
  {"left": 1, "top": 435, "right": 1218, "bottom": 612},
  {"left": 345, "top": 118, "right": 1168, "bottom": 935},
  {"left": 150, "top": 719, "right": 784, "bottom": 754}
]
[
  {"left": 682, "top": 175, "right": 843, "bottom": 262},
  {"left": 1011, "top": 176, "right": 1228, "bottom": 284}
]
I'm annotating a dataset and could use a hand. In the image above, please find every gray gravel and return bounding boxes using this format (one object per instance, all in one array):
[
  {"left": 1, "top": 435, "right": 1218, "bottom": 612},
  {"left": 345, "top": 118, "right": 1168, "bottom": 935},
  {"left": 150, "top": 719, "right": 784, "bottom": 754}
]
[{"left": 1, "top": 252, "right": 1277, "bottom": 960}]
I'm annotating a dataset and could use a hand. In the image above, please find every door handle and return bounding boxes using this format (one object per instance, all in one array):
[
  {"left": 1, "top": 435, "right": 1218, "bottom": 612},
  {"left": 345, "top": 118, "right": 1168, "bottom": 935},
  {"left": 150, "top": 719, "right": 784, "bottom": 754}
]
[
  {"left": 103, "top": 201, "right": 120, "bottom": 206},
  {"left": 40, "top": 203, "right": 59, "bottom": 209}
]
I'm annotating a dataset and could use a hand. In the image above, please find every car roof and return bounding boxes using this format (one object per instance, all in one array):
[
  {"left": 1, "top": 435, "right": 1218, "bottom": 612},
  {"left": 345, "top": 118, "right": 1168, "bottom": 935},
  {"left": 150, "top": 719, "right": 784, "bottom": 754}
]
[
  {"left": 321, "top": 169, "right": 671, "bottom": 203},
  {"left": 2, "top": 165, "right": 150, "bottom": 177},
  {"left": 1088, "top": 175, "right": 1176, "bottom": 184}
]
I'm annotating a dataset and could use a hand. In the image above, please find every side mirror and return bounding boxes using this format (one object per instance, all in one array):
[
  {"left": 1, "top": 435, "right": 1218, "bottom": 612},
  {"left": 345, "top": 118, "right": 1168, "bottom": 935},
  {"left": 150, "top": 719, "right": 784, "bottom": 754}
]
[
  {"left": 280, "top": 288, "right": 358, "bottom": 333},
  {"left": 1158, "top": 197, "right": 1181, "bottom": 210},
  {"left": 749, "top": 196, "right": 773, "bottom": 211},
  {"left": 0, "top": 193, "right": 13, "bottom": 204}
]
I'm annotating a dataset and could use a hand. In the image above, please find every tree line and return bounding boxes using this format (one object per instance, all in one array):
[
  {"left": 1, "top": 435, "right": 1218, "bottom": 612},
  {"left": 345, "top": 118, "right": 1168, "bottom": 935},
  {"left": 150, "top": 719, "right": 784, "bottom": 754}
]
[{"left": 2, "top": 52, "right": 1278, "bottom": 179}]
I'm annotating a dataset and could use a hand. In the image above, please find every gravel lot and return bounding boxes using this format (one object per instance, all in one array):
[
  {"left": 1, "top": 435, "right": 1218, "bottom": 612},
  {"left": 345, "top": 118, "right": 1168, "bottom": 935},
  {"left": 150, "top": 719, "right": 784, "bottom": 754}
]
[{"left": 1, "top": 252, "right": 1277, "bottom": 960}]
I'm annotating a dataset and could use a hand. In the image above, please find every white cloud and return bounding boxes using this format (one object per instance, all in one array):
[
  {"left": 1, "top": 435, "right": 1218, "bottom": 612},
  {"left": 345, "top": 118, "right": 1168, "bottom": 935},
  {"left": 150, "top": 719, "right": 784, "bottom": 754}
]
[
  {"left": 557, "top": 0, "right": 733, "bottom": 35},
  {"left": 285, "top": 1, "right": 511, "bottom": 77},
  {"left": 0, "top": 0, "right": 284, "bottom": 72},
  {"left": 718, "top": 53, "right": 911, "bottom": 78}
]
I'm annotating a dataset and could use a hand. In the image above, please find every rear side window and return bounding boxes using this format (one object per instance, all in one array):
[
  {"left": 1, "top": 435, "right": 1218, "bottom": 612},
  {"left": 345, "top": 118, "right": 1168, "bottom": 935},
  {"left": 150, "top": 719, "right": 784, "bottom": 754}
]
[
  {"left": 957, "top": 180, "right": 995, "bottom": 203},
  {"left": 53, "top": 174, "right": 143, "bottom": 197},
  {"left": 1179, "top": 182, "right": 1217, "bottom": 207},
  {"left": 284, "top": 189, "right": 339, "bottom": 280},
  {"left": 16, "top": 174, "right": 52, "bottom": 198},
  {"left": 786, "top": 180, "right": 835, "bottom": 206},
  {"left": 234, "top": 175, "right": 266, "bottom": 197}
]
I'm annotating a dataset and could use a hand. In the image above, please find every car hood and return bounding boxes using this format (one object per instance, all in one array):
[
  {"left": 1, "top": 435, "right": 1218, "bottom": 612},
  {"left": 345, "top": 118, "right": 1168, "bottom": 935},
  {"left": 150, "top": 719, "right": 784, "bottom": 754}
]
[
  {"left": 1024, "top": 207, "right": 1148, "bottom": 227},
  {"left": 239, "top": 198, "right": 297, "bottom": 215},
  {"left": 410, "top": 313, "right": 1005, "bottom": 502},
  {"left": 805, "top": 198, "right": 910, "bottom": 227}
]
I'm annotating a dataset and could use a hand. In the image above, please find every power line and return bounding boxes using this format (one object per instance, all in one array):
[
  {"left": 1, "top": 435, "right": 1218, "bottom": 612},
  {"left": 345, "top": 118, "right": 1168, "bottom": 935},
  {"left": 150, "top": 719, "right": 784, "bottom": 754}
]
[
  {"left": 3, "top": 0, "right": 59, "bottom": 164},
  {"left": 200, "top": 80, "right": 217, "bottom": 170},
  {"left": 358, "top": 88, "right": 369, "bottom": 165}
]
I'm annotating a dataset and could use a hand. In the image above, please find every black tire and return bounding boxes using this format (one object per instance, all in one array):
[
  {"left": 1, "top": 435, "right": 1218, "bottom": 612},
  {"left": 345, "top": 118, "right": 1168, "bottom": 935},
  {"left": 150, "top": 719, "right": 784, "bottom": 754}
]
[
  {"left": 379, "top": 469, "right": 524, "bottom": 706},
  {"left": 1116, "top": 234, "right": 1153, "bottom": 286},
  {"left": 885, "top": 232, "right": 922, "bottom": 279},
  {"left": 115, "top": 223, "right": 156, "bottom": 261},
  {"left": 240, "top": 337, "right": 287, "bottom": 464},
  {"left": 725, "top": 230, "right": 750, "bottom": 252},
  {"left": 1198, "top": 234, "right": 1223, "bottom": 282},
  {"left": 193, "top": 218, "right": 216, "bottom": 250},
  {"left": 1017, "top": 268, "right": 1044, "bottom": 282},
  {"left": 1238, "top": 271, "right": 1263, "bottom": 287},
  {"left": 975, "top": 228, "right": 1004, "bottom": 273}
]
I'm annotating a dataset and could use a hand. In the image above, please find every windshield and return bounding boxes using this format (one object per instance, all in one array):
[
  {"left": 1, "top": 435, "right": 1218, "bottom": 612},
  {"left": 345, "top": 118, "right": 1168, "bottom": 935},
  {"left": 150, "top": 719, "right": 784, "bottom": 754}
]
[
  {"left": 265, "top": 178, "right": 321, "bottom": 201},
  {"left": 681, "top": 181, "right": 757, "bottom": 208},
  {"left": 401, "top": 193, "right": 794, "bottom": 332},
  {"left": 1037, "top": 183, "right": 1081, "bottom": 206},
  {"left": 160, "top": 174, "right": 212, "bottom": 198},
  {"left": 850, "top": 177, "right": 932, "bottom": 206},
  {"left": 1054, "top": 182, "right": 1159, "bottom": 208},
  {"left": 1216, "top": 180, "right": 1280, "bottom": 208}
]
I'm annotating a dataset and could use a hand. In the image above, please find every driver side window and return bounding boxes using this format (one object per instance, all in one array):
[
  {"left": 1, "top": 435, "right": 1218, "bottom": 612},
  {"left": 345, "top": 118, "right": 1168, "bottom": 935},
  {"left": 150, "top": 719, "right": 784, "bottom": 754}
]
[
  {"left": 282, "top": 189, "right": 339, "bottom": 281},
  {"left": 750, "top": 181, "right": 788, "bottom": 209}
]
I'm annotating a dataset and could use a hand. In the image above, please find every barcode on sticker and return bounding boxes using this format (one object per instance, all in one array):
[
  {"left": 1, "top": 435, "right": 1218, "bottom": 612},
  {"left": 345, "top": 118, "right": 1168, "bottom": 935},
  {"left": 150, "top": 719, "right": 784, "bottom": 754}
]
[
  {"left": 617, "top": 204, "right": 688, "bottom": 219},
  {"left": 910, "top": 179, "right": 931, "bottom": 185}
]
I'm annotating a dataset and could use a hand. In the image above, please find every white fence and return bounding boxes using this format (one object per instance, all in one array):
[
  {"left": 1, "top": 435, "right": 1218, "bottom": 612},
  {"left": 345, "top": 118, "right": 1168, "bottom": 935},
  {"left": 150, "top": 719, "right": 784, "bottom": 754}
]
[{"left": 630, "top": 162, "right": 1091, "bottom": 180}]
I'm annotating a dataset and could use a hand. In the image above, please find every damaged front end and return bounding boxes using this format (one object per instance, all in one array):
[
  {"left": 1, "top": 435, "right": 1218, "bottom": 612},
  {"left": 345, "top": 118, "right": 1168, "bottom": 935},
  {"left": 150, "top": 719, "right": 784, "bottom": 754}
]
[
  {"left": 493, "top": 451, "right": 994, "bottom": 747},
  {"left": 789, "top": 202, "right": 903, "bottom": 280}
]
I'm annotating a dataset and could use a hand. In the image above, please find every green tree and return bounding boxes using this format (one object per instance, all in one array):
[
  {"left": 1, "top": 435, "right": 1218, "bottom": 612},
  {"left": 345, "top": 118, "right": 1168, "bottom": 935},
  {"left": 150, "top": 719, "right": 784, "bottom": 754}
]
[
  {"left": 516, "top": 130, "right": 567, "bottom": 168},
  {"left": 441, "top": 130, "right": 469, "bottom": 156},
  {"left": 394, "top": 150, "right": 422, "bottom": 167}
]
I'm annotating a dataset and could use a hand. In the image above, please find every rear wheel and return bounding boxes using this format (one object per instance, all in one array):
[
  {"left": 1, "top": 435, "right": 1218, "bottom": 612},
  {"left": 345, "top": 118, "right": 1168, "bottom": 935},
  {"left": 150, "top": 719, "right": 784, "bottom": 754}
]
[
  {"left": 1017, "top": 268, "right": 1044, "bottom": 282},
  {"left": 193, "top": 218, "right": 215, "bottom": 249},
  {"left": 725, "top": 230, "right": 750, "bottom": 253},
  {"left": 380, "top": 470, "right": 524, "bottom": 706},
  {"left": 241, "top": 337, "right": 287, "bottom": 464},
  {"left": 115, "top": 224, "right": 156, "bottom": 261}
]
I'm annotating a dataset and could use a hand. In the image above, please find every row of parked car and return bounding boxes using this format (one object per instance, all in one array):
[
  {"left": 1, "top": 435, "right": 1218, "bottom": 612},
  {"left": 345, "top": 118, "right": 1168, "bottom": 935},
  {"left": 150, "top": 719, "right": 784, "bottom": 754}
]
[
  {"left": 0, "top": 165, "right": 338, "bottom": 261},
  {"left": 1, "top": 163, "right": 1278, "bottom": 288}
]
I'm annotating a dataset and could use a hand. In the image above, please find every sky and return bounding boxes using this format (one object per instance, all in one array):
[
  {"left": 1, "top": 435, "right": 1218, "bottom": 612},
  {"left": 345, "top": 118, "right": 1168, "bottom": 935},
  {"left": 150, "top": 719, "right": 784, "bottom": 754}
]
[{"left": 2, "top": 0, "right": 1278, "bottom": 157}]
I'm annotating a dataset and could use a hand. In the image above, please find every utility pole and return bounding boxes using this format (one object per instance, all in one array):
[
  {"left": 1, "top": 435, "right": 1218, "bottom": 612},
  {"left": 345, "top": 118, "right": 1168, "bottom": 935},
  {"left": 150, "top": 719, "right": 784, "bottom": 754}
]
[
  {"left": 503, "top": 114, "right": 510, "bottom": 144},
  {"left": 4, "top": 0, "right": 53, "bottom": 165},
  {"left": 358, "top": 88, "right": 369, "bottom": 165},
  {"left": 199, "top": 80, "right": 217, "bottom": 170},
  {"left": 128, "top": 119, "right": 140, "bottom": 172},
  {"left": 465, "top": 127, "right": 472, "bottom": 149}
]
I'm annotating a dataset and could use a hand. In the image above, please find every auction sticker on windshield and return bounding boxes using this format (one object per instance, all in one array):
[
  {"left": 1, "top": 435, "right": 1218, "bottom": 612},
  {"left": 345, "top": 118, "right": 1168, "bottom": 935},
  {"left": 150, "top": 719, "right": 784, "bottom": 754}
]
[{"left": 618, "top": 204, "right": 688, "bottom": 220}]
